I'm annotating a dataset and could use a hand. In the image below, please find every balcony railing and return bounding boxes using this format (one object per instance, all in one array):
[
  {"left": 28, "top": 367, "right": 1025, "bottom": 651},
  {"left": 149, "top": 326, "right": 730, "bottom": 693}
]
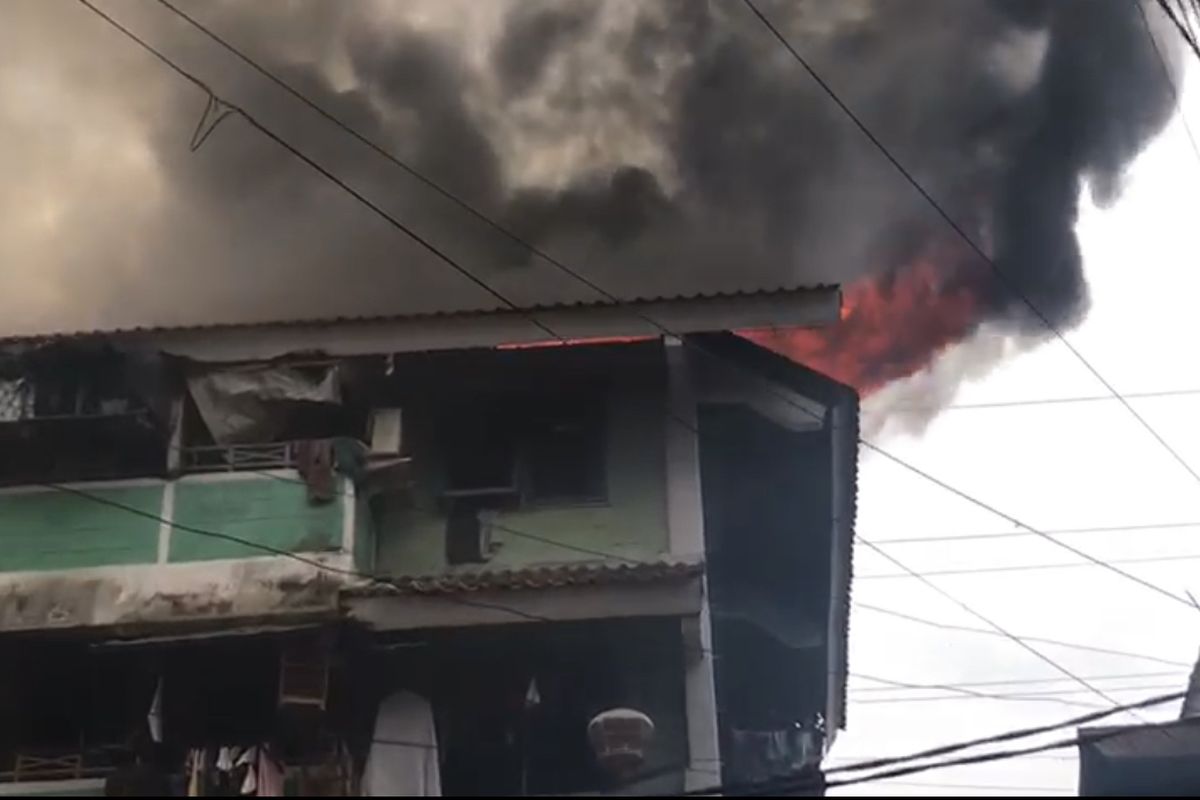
[{"left": 179, "top": 441, "right": 299, "bottom": 474}]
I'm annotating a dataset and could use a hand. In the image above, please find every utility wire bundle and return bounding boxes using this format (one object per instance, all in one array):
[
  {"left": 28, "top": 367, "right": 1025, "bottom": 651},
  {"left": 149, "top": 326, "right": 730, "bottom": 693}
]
[{"left": 686, "top": 690, "right": 1189, "bottom": 795}]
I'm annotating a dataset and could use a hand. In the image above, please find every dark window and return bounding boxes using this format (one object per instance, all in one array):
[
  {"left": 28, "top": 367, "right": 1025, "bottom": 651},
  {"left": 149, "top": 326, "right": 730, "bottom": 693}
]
[
  {"left": 0, "top": 349, "right": 167, "bottom": 485},
  {"left": 443, "top": 406, "right": 518, "bottom": 493},
  {"left": 524, "top": 400, "right": 606, "bottom": 504},
  {"left": 439, "top": 394, "right": 607, "bottom": 505}
]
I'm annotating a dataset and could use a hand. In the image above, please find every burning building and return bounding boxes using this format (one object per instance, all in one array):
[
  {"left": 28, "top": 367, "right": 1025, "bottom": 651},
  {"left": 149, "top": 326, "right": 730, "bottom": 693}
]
[
  {"left": 0, "top": 0, "right": 1187, "bottom": 795},
  {"left": 0, "top": 290, "right": 854, "bottom": 795}
]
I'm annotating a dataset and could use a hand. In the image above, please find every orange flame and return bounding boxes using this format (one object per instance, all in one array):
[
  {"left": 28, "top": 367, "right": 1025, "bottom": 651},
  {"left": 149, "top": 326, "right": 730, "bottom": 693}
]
[{"left": 742, "top": 255, "right": 980, "bottom": 395}]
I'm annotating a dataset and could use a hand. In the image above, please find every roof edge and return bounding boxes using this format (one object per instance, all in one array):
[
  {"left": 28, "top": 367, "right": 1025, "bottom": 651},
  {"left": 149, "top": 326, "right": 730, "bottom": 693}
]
[
  {"left": 7, "top": 285, "right": 840, "bottom": 363},
  {"left": 0, "top": 285, "right": 839, "bottom": 348}
]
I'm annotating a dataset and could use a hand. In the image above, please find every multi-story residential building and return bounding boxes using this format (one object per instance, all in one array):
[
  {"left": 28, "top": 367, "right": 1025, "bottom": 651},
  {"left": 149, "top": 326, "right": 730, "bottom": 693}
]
[{"left": 0, "top": 287, "right": 856, "bottom": 796}]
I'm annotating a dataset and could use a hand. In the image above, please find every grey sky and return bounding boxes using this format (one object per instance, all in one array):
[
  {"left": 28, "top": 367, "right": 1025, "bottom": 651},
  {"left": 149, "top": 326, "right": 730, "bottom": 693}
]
[{"left": 833, "top": 33, "right": 1200, "bottom": 796}]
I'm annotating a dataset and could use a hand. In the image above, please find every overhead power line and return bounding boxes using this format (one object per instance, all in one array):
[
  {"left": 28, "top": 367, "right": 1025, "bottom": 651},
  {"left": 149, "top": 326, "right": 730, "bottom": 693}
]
[
  {"left": 48, "top": 468, "right": 1180, "bottom": 724},
  {"left": 69, "top": 4, "right": 1200, "bottom": 753},
  {"left": 61, "top": 0, "right": 1197, "bottom": 763},
  {"left": 43, "top": 480, "right": 555, "bottom": 625},
  {"left": 857, "top": 537, "right": 1150, "bottom": 719},
  {"left": 851, "top": 673, "right": 1108, "bottom": 712},
  {"left": 73, "top": 0, "right": 563, "bottom": 348},
  {"left": 820, "top": 716, "right": 1195, "bottom": 794},
  {"left": 1140, "top": 1, "right": 1200, "bottom": 192},
  {"left": 851, "top": 670, "right": 1187, "bottom": 710},
  {"left": 861, "top": 445, "right": 1194, "bottom": 609},
  {"left": 853, "top": 669, "right": 1185, "bottom": 692},
  {"left": 853, "top": 683, "right": 1182, "bottom": 707},
  {"left": 82, "top": 0, "right": 1199, "bottom": 615},
  {"left": 741, "top": 0, "right": 1200, "bottom": 546},
  {"left": 47, "top": 463, "right": 1177, "bottom": 731},
  {"left": 855, "top": 602, "right": 1191, "bottom": 668},
  {"left": 870, "top": 780, "right": 1071, "bottom": 794},
  {"left": 859, "top": 550, "right": 1200, "bottom": 580},
  {"left": 828, "top": 688, "right": 1184, "bottom": 775},
  {"left": 825, "top": 751, "right": 1077, "bottom": 765},
  {"left": 75, "top": 4, "right": 1200, "bottom": 731},
  {"left": 870, "top": 519, "right": 1200, "bottom": 546},
  {"left": 684, "top": 690, "right": 1189, "bottom": 796},
  {"left": 1158, "top": 0, "right": 1200, "bottom": 61},
  {"left": 45, "top": 15, "right": 1200, "bottom": 793},
  {"left": 148, "top": 0, "right": 727, "bottom": 380},
  {"left": 910, "top": 387, "right": 1200, "bottom": 412}
]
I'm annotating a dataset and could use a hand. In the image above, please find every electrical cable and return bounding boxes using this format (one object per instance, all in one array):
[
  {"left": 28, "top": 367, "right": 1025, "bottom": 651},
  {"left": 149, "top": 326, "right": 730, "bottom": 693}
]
[
  {"left": 859, "top": 550, "right": 1200, "bottom": 580},
  {"left": 865, "top": 780, "right": 1071, "bottom": 793},
  {"left": 684, "top": 690, "right": 1188, "bottom": 796},
  {"left": 859, "top": 446, "right": 1194, "bottom": 609},
  {"left": 73, "top": 0, "right": 563, "bottom": 348},
  {"left": 916, "top": 387, "right": 1200, "bottom": 412},
  {"left": 741, "top": 0, "right": 1200, "bottom": 550},
  {"left": 854, "top": 602, "right": 1191, "bottom": 667},
  {"left": 42, "top": 479, "right": 558, "bottom": 625},
  {"left": 82, "top": 0, "right": 1199, "bottom": 614},
  {"left": 853, "top": 669, "right": 1185, "bottom": 692},
  {"left": 1142, "top": 1, "right": 1200, "bottom": 185},
  {"left": 49, "top": 470, "right": 1168, "bottom": 726},
  {"left": 375, "top": 692, "right": 1191, "bottom": 794},
  {"left": 857, "top": 537, "right": 1153, "bottom": 719},
  {"left": 71, "top": 0, "right": 1198, "bottom": 741},
  {"left": 850, "top": 673, "right": 1108, "bottom": 712},
  {"left": 854, "top": 684, "right": 1182, "bottom": 707},
  {"left": 1158, "top": 0, "right": 1200, "bottom": 61},
  {"left": 870, "top": 519, "right": 1200, "bottom": 546},
  {"left": 821, "top": 716, "right": 1196, "bottom": 793},
  {"left": 41, "top": 478, "right": 724, "bottom": 666},
  {"left": 851, "top": 672, "right": 1190, "bottom": 710}
]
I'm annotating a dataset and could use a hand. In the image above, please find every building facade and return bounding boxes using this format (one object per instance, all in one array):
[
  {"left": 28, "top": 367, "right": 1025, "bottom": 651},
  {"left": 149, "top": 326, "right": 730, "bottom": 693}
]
[{"left": 0, "top": 288, "right": 855, "bottom": 796}]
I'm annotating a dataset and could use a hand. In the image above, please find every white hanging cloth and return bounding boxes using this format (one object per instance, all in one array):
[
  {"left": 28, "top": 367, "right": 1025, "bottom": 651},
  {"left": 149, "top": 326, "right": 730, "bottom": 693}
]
[{"left": 363, "top": 691, "right": 441, "bottom": 796}]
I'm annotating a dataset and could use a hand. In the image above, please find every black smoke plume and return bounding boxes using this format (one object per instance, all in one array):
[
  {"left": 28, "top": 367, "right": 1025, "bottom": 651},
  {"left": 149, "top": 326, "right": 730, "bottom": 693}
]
[{"left": 0, "top": 0, "right": 1181, "bottom": 399}]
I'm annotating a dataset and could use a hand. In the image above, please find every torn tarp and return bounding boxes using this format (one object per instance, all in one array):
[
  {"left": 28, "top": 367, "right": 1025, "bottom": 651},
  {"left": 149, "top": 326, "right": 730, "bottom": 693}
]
[{"left": 187, "top": 364, "right": 341, "bottom": 444}]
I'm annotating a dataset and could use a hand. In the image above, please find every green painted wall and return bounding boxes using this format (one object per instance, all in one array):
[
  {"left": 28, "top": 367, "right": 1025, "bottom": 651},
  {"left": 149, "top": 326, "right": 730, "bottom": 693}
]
[
  {"left": 169, "top": 475, "right": 345, "bottom": 562},
  {"left": 374, "top": 377, "right": 669, "bottom": 577},
  {"left": 0, "top": 485, "right": 162, "bottom": 571},
  {"left": 0, "top": 474, "right": 349, "bottom": 573},
  {"left": 354, "top": 492, "right": 375, "bottom": 574}
]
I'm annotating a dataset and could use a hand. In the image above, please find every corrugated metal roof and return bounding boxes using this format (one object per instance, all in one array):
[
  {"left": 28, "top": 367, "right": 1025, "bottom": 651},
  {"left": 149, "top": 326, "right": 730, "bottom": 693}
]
[
  {"left": 686, "top": 331, "right": 859, "bottom": 734},
  {"left": 0, "top": 285, "right": 837, "bottom": 347},
  {"left": 1080, "top": 722, "right": 1200, "bottom": 760},
  {"left": 349, "top": 559, "right": 704, "bottom": 597}
]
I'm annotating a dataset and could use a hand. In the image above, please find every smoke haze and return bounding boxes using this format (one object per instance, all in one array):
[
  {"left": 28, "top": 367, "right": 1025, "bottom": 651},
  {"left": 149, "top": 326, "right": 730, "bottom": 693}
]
[{"left": 0, "top": 0, "right": 1182, "bottom": 406}]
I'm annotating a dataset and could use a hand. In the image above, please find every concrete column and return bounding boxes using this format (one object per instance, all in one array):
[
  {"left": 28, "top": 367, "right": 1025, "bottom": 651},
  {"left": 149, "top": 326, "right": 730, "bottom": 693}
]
[{"left": 664, "top": 337, "right": 722, "bottom": 790}]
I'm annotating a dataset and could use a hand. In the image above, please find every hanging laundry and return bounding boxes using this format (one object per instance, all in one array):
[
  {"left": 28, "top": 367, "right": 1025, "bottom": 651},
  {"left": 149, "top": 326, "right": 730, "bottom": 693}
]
[
  {"left": 295, "top": 439, "right": 336, "bottom": 503},
  {"left": 236, "top": 747, "right": 257, "bottom": 768},
  {"left": 146, "top": 677, "right": 164, "bottom": 744},
  {"left": 363, "top": 691, "right": 441, "bottom": 796},
  {"left": 524, "top": 677, "right": 541, "bottom": 710},
  {"left": 240, "top": 765, "right": 257, "bottom": 795},
  {"left": 186, "top": 749, "right": 205, "bottom": 797},
  {"left": 216, "top": 746, "right": 235, "bottom": 773},
  {"left": 256, "top": 749, "right": 285, "bottom": 797}
]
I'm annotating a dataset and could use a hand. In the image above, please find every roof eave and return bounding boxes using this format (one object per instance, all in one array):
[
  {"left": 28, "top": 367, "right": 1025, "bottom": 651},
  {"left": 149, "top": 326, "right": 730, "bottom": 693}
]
[{"left": 0, "top": 287, "right": 840, "bottom": 363}]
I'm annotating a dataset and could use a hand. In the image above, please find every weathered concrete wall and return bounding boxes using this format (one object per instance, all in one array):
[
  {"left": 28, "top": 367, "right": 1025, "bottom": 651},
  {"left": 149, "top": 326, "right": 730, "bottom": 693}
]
[
  {"left": 373, "top": 374, "right": 669, "bottom": 577},
  {"left": 0, "top": 554, "right": 353, "bottom": 632},
  {"left": 0, "top": 471, "right": 356, "bottom": 632}
]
